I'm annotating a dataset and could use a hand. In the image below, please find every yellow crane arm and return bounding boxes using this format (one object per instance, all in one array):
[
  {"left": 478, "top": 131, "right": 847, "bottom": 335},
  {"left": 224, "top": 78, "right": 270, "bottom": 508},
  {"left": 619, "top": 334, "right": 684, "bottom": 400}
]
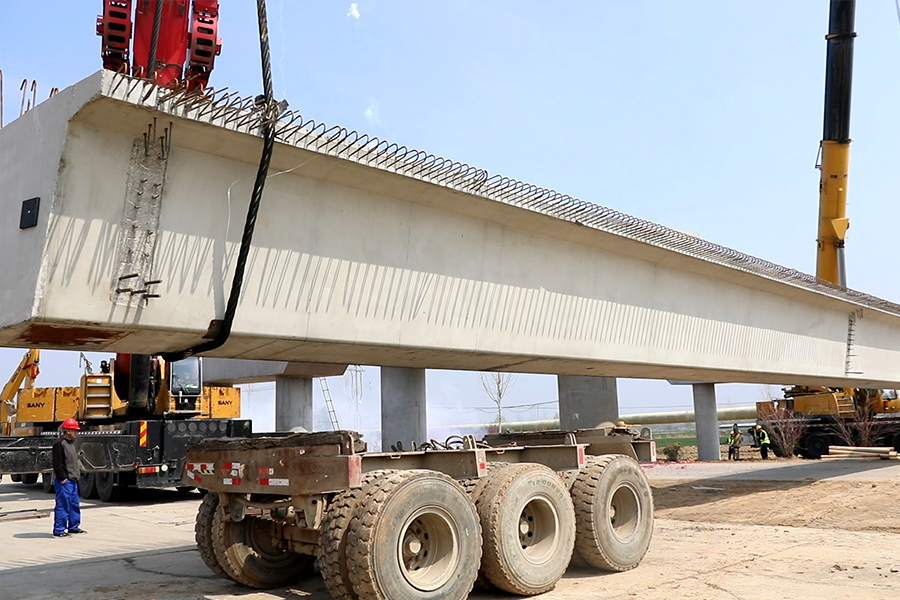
[
  {"left": 816, "top": 140, "right": 850, "bottom": 285},
  {"left": 1, "top": 349, "right": 41, "bottom": 435},
  {"left": 815, "top": 0, "right": 856, "bottom": 287}
]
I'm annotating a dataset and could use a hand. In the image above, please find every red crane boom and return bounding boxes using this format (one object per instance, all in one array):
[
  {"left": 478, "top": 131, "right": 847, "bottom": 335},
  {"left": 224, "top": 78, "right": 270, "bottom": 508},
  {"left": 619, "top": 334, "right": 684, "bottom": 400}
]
[{"left": 96, "top": 0, "right": 221, "bottom": 90}]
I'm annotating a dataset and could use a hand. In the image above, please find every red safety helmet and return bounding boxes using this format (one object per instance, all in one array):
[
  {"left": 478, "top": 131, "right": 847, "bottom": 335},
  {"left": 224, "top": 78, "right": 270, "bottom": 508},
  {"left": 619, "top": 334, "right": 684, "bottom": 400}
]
[{"left": 61, "top": 418, "right": 81, "bottom": 431}]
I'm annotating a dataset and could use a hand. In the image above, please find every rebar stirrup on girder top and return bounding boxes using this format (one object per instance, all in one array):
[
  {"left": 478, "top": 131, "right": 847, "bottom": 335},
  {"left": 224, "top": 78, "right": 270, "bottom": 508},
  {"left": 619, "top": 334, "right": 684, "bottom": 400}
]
[{"left": 19, "top": 79, "right": 27, "bottom": 117}]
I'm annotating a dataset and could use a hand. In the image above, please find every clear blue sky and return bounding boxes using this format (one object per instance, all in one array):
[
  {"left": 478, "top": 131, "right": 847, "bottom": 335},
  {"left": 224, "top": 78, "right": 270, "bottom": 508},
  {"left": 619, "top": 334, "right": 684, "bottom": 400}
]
[{"left": 3, "top": 1, "right": 900, "bottom": 439}]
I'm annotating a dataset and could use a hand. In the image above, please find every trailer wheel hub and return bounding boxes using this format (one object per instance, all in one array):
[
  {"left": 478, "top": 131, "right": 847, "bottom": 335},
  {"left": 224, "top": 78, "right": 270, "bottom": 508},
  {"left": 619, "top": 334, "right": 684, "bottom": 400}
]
[{"left": 397, "top": 505, "right": 460, "bottom": 591}]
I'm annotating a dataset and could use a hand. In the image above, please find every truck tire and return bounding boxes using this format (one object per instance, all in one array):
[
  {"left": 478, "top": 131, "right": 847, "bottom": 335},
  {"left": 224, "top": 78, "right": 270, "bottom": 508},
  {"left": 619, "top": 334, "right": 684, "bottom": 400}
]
[
  {"left": 804, "top": 433, "right": 829, "bottom": 460},
  {"left": 347, "top": 470, "right": 481, "bottom": 600},
  {"left": 96, "top": 472, "right": 127, "bottom": 502},
  {"left": 21, "top": 473, "right": 39, "bottom": 485},
  {"left": 79, "top": 473, "right": 98, "bottom": 499},
  {"left": 475, "top": 464, "right": 575, "bottom": 595},
  {"left": 319, "top": 471, "right": 389, "bottom": 600},
  {"left": 195, "top": 492, "right": 227, "bottom": 578},
  {"left": 571, "top": 454, "right": 653, "bottom": 572},
  {"left": 892, "top": 433, "right": 900, "bottom": 453},
  {"left": 211, "top": 495, "right": 315, "bottom": 588},
  {"left": 41, "top": 472, "right": 54, "bottom": 493}
]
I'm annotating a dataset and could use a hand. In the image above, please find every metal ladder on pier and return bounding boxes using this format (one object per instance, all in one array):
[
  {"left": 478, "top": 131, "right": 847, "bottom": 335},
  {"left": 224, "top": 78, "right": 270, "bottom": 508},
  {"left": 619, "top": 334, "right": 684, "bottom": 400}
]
[{"left": 319, "top": 379, "right": 340, "bottom": 431}]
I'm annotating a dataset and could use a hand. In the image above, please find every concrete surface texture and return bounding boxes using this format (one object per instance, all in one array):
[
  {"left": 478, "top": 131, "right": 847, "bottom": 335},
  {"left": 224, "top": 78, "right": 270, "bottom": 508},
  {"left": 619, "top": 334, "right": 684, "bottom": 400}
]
[
  {"left": 3, "top": 457, "right": 900, "bottom": 600},
  {"left": 4, "top": 71, "right": 900, "bottom": 387}
]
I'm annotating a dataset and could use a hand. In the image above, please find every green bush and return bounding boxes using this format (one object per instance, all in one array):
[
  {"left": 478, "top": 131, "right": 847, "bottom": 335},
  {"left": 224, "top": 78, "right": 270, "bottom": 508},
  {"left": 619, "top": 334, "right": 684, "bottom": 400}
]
[{"left": 662, "top": 442, "right": 683, "bottom": 462}]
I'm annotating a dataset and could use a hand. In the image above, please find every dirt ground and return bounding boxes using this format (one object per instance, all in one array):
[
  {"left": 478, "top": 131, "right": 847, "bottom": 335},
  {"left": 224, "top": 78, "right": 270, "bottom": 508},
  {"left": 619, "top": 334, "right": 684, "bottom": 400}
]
[
  {"left": 654, "top": 444, "right": 900, "bottom": 530},
  {"left": 4, "top": 450, "right": 900, "bottom": 600}
]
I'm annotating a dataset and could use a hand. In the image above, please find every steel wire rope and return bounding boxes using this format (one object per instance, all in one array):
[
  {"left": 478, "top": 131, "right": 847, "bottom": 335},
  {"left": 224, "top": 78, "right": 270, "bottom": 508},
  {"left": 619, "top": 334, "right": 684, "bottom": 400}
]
[
  {"left": 162, "top": 0, "right": 277, "bottom": 362},
  {"left": 148, "top": 0, "right": 163, "bottom": 82}
]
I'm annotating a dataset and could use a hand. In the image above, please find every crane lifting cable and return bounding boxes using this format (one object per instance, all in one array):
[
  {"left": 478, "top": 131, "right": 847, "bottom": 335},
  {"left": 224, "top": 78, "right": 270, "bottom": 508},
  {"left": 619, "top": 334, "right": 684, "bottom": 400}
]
[{"left": 161, "top": 0, "right": 277, "bottom": 362}]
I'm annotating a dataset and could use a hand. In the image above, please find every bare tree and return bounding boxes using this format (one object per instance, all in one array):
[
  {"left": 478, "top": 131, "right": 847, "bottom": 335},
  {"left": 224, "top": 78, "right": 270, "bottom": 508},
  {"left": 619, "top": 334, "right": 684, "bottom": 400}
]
[
  {"left": 478, "top": 372, "right": 517, "bottom": 431},
  {"left": 830, "top": 390, "right": 885, "bottom": 448},
  {"left": 759, "top": 401, "right": 808, "bottom": 458}
]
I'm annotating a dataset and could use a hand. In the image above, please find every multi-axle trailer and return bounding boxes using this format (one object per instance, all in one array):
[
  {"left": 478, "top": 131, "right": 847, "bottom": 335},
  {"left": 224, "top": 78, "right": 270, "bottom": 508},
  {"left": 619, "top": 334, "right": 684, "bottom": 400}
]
[{"left": 185, "top": 426, "right": 656, "bottom": 600}]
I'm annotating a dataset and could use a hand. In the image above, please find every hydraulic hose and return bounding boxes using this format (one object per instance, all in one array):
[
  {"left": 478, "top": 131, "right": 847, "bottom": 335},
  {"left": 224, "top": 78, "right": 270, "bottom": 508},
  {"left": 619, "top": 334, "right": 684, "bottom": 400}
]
[{"left": 161, "top": 0, "right": 275, "bottom": 362}]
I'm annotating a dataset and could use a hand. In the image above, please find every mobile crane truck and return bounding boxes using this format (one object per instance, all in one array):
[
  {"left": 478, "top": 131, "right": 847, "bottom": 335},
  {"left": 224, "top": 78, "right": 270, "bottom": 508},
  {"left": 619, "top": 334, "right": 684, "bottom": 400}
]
[
  {"left": 0, "top": 351, "right": 247, "bottom": 501},
  {"left": 756, "top": 0, "right": 900, "bottom": 459}
]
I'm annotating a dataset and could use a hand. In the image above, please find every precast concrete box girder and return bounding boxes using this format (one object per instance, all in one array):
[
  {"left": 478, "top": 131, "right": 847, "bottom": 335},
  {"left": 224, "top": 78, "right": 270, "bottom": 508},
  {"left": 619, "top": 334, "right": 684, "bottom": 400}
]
[{"left": 3, "top": 71, "right": 900, "bottom": 388}]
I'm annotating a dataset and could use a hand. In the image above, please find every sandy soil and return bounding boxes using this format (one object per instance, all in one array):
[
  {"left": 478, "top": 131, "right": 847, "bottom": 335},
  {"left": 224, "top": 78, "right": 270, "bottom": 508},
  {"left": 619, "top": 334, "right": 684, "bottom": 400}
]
[
  {"left": 4, "top": 451, "right": 900, "bottom": 600},
  {"left": 653, "top": 445, "right": 900, "bottom": 531},
  {"left": 653, "top": 476, "right": 900, "bottom": 531}
]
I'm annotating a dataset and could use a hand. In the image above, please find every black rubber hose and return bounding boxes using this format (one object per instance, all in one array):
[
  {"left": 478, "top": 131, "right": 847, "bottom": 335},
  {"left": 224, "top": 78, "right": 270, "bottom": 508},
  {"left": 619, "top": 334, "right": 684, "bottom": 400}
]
[{"left": 161, "top": 0, "right": 275, "bottom": 362}]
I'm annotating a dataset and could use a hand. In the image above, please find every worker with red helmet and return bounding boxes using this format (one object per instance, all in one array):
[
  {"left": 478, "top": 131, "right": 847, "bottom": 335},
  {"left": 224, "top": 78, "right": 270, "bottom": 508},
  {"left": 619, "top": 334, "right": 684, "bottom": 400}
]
[{"left": 51, "top": 418, "right": 86, "bottom": 537}]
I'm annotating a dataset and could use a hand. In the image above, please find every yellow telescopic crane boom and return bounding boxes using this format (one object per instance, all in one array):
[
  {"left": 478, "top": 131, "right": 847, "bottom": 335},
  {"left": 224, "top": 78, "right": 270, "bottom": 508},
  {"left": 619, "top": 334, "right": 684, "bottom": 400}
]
[
  {"left": 816, "top": 0, "right": 856, "bottom": 286},
  {"left": 0, "top": 349, "right": 41, "bottom": 436}
]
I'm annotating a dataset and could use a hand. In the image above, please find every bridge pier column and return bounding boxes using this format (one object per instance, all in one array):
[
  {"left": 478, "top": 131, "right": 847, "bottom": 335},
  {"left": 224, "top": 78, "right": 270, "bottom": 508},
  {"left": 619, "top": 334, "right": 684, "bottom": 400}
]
[
  {"left": 692, "top": 383, "right": 721, "bottom": 461},
  {"left": 275, "top": 376, "right": 313, "bottom": 432},
  {"left": 558, "top": 375, "right": 619, "bottom": 430},
  {"left": 381, "top": 367, "right": 427, "bottom": 451}
]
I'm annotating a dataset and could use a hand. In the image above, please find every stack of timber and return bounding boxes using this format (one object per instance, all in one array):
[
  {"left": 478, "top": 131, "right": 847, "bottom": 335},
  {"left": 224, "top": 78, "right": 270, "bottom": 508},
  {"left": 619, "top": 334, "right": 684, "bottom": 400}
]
[{"left": 823, "top": 446, "right": 900, "bottom": 460}]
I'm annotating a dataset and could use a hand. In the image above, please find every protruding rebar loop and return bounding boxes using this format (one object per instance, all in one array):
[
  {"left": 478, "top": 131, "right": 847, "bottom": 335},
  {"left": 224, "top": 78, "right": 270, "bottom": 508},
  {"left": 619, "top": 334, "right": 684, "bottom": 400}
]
[{"left": 19, "top": 79, "right": 27, "bottom": 116}]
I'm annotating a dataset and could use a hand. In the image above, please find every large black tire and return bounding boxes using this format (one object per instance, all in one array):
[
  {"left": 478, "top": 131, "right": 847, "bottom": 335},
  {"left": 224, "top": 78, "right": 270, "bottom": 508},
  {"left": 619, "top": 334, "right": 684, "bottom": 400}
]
[
  {"left": 319, "top": 472, "right": 387, "bottom": 600},
  {"left": 96, "top": 472, "right": 127, "bottom": 502},
  {"left": 891, "top": 432, "right": 900, "bottom": 453},
  {"left": 195, "top": 493, "right": 227, "bottom": 578},
  {"left": 41, "top": 472, "right": 54, "bottom": 493},
  {"left": 211, "top": 495, "right": 315, "bottom": 588},
  {"left": 78, "top": 473, "right": 98, "bottom": 499},
  {"left": 804, "top": 432, "right": 830, "bottom": 460},
  {"left": 475, "top": 464, "right": 575, "bottom": 595},
  {"left": 770, "top": 440, "right": 786, "bottom": 458},
  {"left": 571, "top": 454, "right": 653, "bottom": 572},
  {"left": 347, "top": 470, "right": 481, "bottom": 600},
  {"left": 20, "top": 473, "right": 39, "bottom": 485}
]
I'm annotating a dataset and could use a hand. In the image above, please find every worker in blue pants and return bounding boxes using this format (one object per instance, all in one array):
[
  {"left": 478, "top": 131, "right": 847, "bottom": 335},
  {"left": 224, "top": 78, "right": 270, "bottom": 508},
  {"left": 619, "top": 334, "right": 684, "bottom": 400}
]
[{"left": 51, "top": 418, "right": 86, "bottom": 537}]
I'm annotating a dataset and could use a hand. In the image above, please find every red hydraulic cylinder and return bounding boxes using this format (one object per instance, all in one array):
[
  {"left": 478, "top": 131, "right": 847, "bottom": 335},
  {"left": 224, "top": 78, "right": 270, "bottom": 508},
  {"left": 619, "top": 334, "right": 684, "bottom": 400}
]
[{"left": 133, "top": 0, "right": 190, "bottom": 85}]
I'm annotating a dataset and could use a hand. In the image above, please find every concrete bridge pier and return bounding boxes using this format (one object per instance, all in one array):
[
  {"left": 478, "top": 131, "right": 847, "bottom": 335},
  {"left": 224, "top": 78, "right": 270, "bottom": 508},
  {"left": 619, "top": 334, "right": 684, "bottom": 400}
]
[
  {"left": 558, "top": 375, "right": 619, "bottom": 430},
  {"left": 275, "top": 377, "right": 313, "bottom": 432},
  {"left": 381, "top": 367, "right": 427, "bottom": 451},
  {"left": 201, "top": 358, "right": 346, "bottom": 433},
  {"left": 692, "top": 383, "right": 722, "bottom": 460}
]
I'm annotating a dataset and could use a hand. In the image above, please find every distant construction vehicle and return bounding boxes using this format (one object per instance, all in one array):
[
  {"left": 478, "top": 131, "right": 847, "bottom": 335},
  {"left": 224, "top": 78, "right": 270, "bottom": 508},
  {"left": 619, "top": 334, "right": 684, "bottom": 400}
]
[
  {"left": 0, "top": 351, "right": 247, "bottom": 501},
  {"left": 757, "top": 0, "right": 900, "bottom": 460}
]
